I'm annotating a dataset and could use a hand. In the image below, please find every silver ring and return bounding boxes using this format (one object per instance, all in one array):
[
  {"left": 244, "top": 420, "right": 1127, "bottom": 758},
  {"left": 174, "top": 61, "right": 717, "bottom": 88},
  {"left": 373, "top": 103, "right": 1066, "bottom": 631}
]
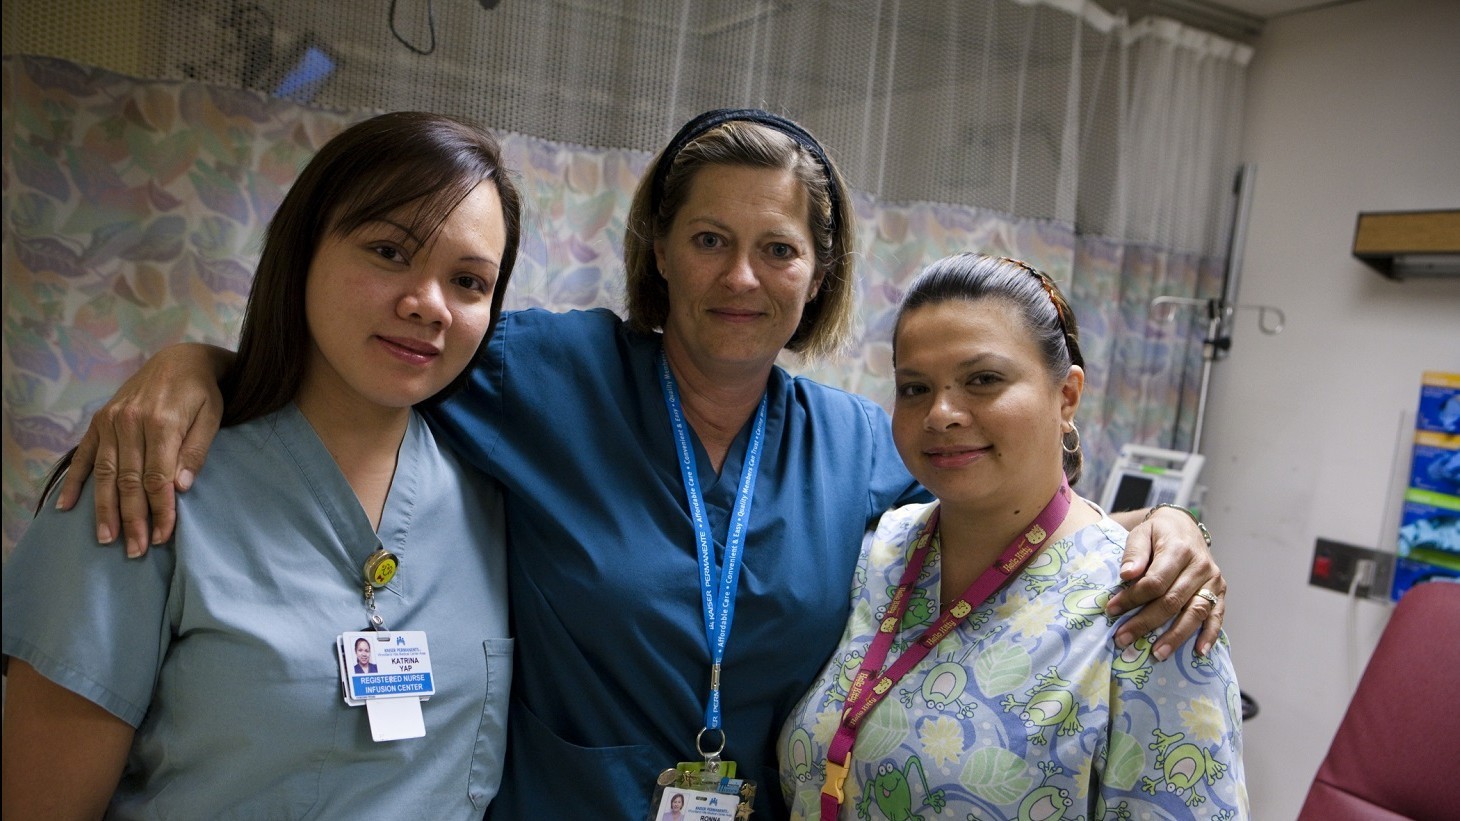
[
  {"left": 696, "top": 727, "right": 726, "bottom": 758},
  {"left": 1196, "top": 588, "right": 1220, "bottom": 605}
]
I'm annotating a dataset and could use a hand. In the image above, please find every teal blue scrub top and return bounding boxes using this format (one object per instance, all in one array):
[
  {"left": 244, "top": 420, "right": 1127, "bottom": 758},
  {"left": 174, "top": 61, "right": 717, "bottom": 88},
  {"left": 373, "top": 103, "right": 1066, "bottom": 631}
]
[
  {"left": 430, "top": 309, "right": 924, "bottom": 820},
  {"left": 2, "top": 407, "right": 512, "bottom": 819}
]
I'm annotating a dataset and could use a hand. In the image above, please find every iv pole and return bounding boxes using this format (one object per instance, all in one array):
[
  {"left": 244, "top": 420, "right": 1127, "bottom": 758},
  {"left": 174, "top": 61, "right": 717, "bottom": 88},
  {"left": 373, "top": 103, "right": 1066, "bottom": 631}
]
[
  {"left": 1150, "top": 163, "right": 1284, "bottom": 455},
  {"left": 1148, "top": 165, "right": 1282, "bottom": 724}
]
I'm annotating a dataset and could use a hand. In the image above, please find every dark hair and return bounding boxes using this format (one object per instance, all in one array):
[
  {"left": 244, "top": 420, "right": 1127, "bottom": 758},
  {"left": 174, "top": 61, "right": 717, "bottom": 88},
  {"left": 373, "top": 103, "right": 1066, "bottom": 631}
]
[
  {"left": 893, "top": 253, "right": 1086, "bottom": 485},
  {"left": 223, "top": 110, "right": 522, "bottom": 425},
  {"left": 37, "top": 112, "right": 522, "bottom": 511},
  {"left": 623, "top": 110, "right": 856, "bottom": 358}
]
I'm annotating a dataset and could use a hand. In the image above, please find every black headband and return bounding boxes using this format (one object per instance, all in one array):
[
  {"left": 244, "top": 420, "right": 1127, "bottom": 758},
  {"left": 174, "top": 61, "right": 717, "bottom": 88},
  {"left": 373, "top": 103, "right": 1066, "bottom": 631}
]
[{"left": 649, "top": 108, "right": 843, "bottom": 229}]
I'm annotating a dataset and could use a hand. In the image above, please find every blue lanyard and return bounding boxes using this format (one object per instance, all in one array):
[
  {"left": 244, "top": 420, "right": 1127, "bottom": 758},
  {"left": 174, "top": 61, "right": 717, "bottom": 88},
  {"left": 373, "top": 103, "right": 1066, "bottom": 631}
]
[{"left": 657, "top": 349, "right": 768, "bottom": 733}]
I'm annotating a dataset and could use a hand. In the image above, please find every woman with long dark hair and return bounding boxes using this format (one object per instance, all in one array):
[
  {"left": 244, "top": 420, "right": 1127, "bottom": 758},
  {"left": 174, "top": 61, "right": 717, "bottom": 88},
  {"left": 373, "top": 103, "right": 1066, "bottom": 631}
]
[{"left": 3, "top": 111, "right": 521, "bottom": 819}]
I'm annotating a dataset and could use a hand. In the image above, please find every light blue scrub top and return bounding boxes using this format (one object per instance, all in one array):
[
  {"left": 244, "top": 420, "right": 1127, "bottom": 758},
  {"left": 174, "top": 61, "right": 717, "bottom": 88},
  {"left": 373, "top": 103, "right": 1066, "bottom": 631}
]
[
  {"left": 430, "top": 308, "right": 925, "bottom": 820},
  {"left": 2, "top": 406, "right": 512, "bottom": 819}
]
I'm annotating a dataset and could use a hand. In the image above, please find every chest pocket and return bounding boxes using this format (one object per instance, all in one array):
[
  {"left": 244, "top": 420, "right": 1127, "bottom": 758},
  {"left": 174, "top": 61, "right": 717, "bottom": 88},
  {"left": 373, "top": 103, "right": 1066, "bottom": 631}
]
[{"left": 469, "top": 637, "right": 515, "bottom": 810}]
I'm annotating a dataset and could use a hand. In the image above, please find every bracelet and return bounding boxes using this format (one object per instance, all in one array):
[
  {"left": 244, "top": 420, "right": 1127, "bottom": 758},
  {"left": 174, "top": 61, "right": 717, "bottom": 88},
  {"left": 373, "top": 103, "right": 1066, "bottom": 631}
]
[{"left": 1144, "top": 503, "right": 1212, "bottom": 547}]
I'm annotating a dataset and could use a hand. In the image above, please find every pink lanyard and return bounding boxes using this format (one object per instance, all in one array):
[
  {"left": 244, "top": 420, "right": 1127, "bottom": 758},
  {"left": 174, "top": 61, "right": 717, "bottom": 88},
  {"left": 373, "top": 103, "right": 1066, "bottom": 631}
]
[{"left": 820, "top": 479, "right": 1073, "bottom": 817}]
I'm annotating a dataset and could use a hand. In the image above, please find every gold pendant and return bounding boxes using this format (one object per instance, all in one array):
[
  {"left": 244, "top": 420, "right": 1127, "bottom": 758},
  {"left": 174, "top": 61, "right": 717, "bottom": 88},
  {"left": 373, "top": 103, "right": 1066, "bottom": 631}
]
[{"left": 363, "top": 548, "right": 399, "bottom": 587}]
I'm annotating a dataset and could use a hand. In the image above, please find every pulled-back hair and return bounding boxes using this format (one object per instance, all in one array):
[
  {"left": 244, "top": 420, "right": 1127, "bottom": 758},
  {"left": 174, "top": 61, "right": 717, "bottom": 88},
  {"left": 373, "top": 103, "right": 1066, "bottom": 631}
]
[
  {"left": 623, "top": 118, "right": 856, "bottom": 359},
  {"left": 893, "top": 253, "right": 1086, "bottom": 485}
]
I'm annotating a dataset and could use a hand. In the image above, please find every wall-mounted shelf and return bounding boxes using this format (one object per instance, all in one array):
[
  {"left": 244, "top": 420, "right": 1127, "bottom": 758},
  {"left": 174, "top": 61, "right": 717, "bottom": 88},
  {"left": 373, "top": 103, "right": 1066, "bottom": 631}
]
[{"left": 1353, "top": 209, "right": 1460, "bottom": 280}]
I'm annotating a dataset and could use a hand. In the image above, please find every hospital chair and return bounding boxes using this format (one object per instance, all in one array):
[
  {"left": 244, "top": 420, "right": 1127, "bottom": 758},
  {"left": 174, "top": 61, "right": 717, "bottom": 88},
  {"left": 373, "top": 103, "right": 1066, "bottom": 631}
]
[{"left": 1297, "top": 580, "right": 1460, "bottom": 820}]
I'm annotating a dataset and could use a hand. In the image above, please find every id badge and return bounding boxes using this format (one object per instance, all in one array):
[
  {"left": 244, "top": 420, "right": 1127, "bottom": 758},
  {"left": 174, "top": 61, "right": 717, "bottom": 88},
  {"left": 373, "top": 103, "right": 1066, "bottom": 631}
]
[
  {"left": 648, "top": 761, "right": 756, "bottom": 820},
  {"left": 338, "top": 630, "right": 436, "bottom": 701},
  {"left": 335, "top": 630, "right": 436, "bottom": 742}
]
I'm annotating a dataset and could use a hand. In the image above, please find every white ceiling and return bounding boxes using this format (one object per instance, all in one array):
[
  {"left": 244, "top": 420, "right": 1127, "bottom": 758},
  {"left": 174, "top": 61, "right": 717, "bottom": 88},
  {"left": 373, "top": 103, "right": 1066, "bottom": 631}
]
[
  {"left": 1096, "top": 0, "right": 1371, "bottom": 42},
  {"left": 1214, "top": 0, "right": 1351, "bottom": 18}
]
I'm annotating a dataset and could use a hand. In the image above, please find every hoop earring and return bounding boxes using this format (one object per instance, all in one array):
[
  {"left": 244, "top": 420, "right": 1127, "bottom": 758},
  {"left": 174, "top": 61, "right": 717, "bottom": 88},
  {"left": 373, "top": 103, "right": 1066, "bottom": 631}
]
[{"left": 1062, "top": 421, "right": 1081, "bottom": 454}]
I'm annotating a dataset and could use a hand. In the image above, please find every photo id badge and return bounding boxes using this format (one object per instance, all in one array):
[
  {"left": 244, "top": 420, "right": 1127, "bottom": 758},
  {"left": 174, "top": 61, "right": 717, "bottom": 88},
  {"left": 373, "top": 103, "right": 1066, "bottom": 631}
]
[
  {"left": 335, "top": 630, "right": 435, "bottom": 743},
  {"left": 338, "top": 630, "right": 436, "bottom": 701},
  {"left": 648, "top": 762, "right": 755, "bottom": 820}
]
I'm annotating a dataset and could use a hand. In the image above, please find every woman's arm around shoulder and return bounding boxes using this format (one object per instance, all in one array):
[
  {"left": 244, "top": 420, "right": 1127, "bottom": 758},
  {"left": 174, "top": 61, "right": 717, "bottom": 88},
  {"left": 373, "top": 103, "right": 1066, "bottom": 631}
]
[
  {"left": 1106, "top": 505, "right": 1226, "bottom": 659},
  {"left": 58, "top": 343, "right": 232, "bottom": 558}
]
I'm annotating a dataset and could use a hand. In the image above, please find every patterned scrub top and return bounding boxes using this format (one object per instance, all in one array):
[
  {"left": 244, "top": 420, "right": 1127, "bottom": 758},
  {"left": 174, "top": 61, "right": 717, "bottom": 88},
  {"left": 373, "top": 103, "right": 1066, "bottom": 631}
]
[{"left": 778, "top": 501, "right": 1248, "bottom": 820}]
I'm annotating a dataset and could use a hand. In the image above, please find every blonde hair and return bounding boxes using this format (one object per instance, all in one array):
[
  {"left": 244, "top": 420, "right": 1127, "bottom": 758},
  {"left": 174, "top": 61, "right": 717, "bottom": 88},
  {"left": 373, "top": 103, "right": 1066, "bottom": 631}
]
[{"left": 623, "top": 114, "right": 856, "bottom": 359}]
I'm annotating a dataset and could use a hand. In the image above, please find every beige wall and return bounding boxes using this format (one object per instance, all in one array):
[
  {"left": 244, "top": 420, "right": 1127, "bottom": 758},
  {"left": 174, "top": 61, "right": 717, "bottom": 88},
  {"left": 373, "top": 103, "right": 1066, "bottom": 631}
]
[
  {"left": 2, "top": 0, "right": 151, "bottom": 75},
  {"left": 1205, "top": 0, "right": 1460, "bottom": 816}
]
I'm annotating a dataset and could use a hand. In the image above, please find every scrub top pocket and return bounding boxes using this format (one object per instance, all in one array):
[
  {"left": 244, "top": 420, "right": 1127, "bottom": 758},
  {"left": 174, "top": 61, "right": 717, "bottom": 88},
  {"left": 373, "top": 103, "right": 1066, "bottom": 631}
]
[
  {"left": 491, "top": 695, "right": 659, "bottom": 818},
  {"left": 469, "top": 637, "right": 515, "bottom": 810}
]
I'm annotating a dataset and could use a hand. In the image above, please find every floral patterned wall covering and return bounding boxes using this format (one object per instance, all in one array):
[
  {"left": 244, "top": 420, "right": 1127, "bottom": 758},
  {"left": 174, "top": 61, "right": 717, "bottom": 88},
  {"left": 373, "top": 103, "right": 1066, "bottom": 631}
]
[{"left": 2, "top": 55, "right": 1212, "bottom": 557}]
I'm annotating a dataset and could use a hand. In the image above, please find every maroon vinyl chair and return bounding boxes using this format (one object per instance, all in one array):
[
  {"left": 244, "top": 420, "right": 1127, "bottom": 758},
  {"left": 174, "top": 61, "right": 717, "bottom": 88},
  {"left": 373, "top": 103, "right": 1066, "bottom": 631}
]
[{"left": 1298, "top": 580, "right": 1460, "bottom": 820}]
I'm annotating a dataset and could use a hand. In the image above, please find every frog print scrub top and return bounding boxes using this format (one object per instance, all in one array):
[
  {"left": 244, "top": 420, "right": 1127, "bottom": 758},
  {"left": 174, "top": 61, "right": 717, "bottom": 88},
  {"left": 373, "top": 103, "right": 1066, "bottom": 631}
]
[{"left": 778, "top": 501, "right": 1247, "bottom": 820}]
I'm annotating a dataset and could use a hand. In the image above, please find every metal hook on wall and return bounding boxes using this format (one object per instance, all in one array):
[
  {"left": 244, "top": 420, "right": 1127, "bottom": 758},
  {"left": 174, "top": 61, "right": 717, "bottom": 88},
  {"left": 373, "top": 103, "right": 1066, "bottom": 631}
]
[
  {"left": 1146, "top": 295, "right": 1286, "bottom": 454},
  {"left": 1149, "top": 295, "right": 1208, "bottom": 324},
  {"left": 1253, "top": 304, "right": 1285, "bottom": 336},
  {"left": 1150, "top": 297, "right": 1286, "bottom": 339}
]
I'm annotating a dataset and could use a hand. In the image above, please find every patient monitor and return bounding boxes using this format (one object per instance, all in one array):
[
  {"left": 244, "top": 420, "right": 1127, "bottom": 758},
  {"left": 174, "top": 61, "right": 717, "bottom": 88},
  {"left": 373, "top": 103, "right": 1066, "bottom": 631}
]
[{"left": 1099, "top": 444, "right": 1205, "bottom": 513}]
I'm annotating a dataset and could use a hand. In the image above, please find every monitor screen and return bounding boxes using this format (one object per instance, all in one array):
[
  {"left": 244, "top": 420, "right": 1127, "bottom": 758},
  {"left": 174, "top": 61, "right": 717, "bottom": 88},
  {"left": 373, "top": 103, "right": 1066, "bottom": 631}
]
[{"left": 1110, "top": 473, "right": 1153, "bottom": 513}]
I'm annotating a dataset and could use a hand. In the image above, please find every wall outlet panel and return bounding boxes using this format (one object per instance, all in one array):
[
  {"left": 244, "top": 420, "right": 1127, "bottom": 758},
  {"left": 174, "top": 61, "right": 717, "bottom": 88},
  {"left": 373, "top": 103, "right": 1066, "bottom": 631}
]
[{"left": 1309, "top": 538, "right": 1392, "bottom": 599}]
